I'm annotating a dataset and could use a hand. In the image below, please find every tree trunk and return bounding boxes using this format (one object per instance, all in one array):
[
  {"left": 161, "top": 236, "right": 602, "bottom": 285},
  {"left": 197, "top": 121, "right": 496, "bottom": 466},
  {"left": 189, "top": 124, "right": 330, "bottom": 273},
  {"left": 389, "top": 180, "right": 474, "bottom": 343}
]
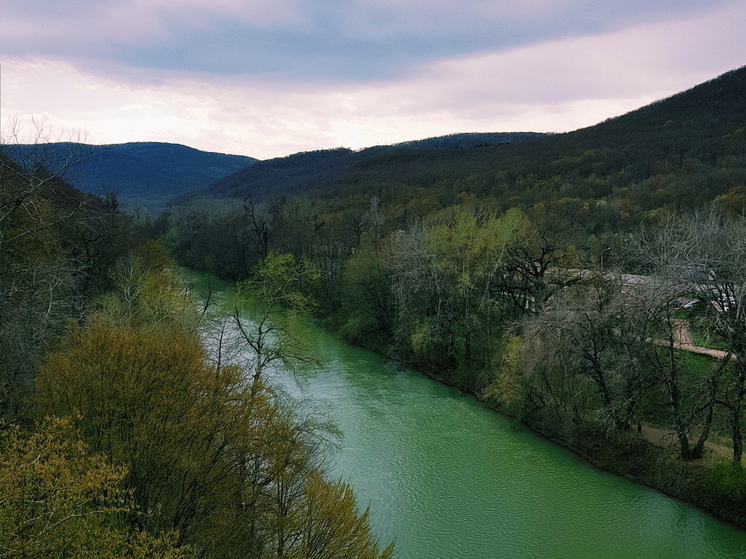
[
  {"left": 691, "top": 363, "right": 724, "bottom": 460},
  {"left": 731, "top": 361, "right": 746, "bottom": 466}
]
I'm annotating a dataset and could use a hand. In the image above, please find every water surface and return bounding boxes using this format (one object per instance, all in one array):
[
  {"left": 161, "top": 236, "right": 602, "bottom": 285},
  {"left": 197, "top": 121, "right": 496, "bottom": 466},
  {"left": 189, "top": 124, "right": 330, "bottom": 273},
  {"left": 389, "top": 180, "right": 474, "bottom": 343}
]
[{"left": 196, "top": 274, "right": 746, "bottom": 558}]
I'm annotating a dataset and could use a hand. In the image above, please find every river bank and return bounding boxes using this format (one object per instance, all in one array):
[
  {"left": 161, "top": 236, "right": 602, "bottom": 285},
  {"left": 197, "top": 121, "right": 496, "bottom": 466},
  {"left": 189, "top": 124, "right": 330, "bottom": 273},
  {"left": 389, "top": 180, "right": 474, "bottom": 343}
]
[
  {"left": 186, "top": 270, "right": 746, "bottom": 556},
  {"left": 280, "top": 324, "right": 746, "bottom": 558},
  {"left": 413, "top": 364, "right": 746, "bottom": 531}
]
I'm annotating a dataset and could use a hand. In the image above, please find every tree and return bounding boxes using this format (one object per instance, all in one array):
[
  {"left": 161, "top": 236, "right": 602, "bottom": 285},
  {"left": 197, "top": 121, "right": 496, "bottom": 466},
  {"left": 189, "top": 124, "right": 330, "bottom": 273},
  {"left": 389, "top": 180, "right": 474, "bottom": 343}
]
[
  {"left": 629, "top": 210, "right": 746, "bottom": 465},
  {"left": 298, "top": 473, "right": 395, "bottom": 559},
  {"left": 0, "top": 129, "right": 131, "bottom": 419},
  {"left": 519, "top": 273, "right": 647, "bottom": 435},
  {"left": 388, "top": 207, "right": 531, "bottom": 384},
  {"left": 0, "top": 416, "right": 189, "bottom": 558},
  {"left": 228, "top": 252, "right": 320, "bottom": 389},
  {"left": 34, "top": 321, "right": 229, "bottom": 536},
  {"left": 34, "top": 293, "right": 389, "bottom": 557},
  {"left": 97, "top": 252, "right": 199, "bottom": 331},
  {"left": 338, "top": 235, "right": 394, "bottom": 350}
]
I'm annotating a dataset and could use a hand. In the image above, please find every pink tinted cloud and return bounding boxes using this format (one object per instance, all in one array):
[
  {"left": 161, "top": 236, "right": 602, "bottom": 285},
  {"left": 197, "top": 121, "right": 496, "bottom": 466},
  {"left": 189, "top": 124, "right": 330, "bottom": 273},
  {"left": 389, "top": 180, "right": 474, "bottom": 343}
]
[
  {"left": 2, "top": 0, "right": 745, "bottom": 158},
  {"left": 409, "top": 0, "right": 746, "bottom": 111}
]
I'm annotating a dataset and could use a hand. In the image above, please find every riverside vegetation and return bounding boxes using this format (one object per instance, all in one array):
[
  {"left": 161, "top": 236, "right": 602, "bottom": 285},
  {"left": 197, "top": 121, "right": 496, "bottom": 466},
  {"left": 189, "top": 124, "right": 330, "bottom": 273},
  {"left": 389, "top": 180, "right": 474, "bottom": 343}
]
[
  {"left": 158, "top": 67, "right": 746, "bottom": 527},
  {"left": 3, "top": 64, "right": 746, "bottom": 554},
  {"left": 0, "top": 147, "right": 393, "bottom": 557}
]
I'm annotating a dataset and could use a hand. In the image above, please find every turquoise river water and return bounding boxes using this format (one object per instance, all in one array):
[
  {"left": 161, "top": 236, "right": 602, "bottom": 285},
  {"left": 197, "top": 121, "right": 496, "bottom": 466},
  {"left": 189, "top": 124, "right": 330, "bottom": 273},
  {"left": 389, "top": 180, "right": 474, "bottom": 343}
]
[{"left": 199, "top": 275, "right": 746, "bottom": 558}]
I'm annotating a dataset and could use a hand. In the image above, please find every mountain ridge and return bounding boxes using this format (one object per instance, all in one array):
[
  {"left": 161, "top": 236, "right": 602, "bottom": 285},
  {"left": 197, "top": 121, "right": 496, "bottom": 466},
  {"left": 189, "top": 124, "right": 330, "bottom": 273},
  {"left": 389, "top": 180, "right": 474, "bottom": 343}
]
[
  {"left": 1, "top": 141, "right": 257, "bottom": 210},
  {"left": 206, "top": 132, "right": 546, "bottom": 201},
  {"left": 199, "top": 67, "right": 746, "bottom": 207}
]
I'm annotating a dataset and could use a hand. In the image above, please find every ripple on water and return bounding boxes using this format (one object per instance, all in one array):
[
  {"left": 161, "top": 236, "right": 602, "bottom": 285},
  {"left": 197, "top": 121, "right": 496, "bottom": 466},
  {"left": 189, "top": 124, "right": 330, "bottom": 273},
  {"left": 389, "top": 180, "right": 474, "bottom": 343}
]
[{"left": 223, "top": 291, "right": 746, "bottom": 559}]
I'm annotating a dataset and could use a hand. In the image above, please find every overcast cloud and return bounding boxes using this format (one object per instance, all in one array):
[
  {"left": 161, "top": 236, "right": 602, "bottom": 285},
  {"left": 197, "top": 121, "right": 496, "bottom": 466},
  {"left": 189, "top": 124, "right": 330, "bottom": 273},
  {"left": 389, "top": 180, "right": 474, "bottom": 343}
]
[{"left": 1, "top": 0, "right": 745, "bottom": 158}]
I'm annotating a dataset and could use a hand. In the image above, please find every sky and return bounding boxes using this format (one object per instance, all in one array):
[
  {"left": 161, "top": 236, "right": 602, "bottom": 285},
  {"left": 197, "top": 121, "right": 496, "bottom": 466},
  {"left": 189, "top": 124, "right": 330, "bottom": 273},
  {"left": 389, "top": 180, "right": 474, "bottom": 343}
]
[{"left": 1, "top": 0, "right": 745, "bottom": 160}]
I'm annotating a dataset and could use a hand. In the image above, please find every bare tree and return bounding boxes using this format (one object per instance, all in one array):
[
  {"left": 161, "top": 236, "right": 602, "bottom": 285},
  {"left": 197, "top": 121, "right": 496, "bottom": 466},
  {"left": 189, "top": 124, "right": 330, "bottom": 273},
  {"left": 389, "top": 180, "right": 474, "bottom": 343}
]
[
  {"left": 0, "top": 119, "right": 106, "bottom": 417},
  {"left": 626, "top": 210, "right": 746, "bottom": 463}
]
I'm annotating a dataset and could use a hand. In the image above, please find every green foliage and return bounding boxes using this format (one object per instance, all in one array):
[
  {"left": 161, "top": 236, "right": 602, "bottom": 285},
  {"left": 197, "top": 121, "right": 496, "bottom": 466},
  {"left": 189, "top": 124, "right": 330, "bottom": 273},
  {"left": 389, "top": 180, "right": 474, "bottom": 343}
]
[
  {"left": 328, "top": 225, "right": 394, "bottom": 352},
  {"left": 246, "top": 251, "right": 320, "bottom": 313},
  {"left": 715, "top": 185, "right": 746, "bottom": 216},
  {"left": 0, "top": 416, "right": 189, "bottom": 558},
  {"left": 96, "top": 255, "right": 199, "bottom": 331},
  {"left": 34, "top": 320, "right": 226, "bottom": 529},
  {"left": 409, "top": 318, "right": 438, "bottom": 360},
  {"left": 299, "top": 473, "right": 395, "bottom": 559},
  {"left": 35, "top": 283, "right": 391, "bottom": 557},
  {"left": 228, "top": 252, "right": 322, "bottom": 384},
  {"left": 706, "top": 460, "right": 746, "bottom": 500},
  {"left": 485, "top": 336, "right": 524, "bottom": 411},
  {"left": 389, "top": 207, "right": 537, "bottom": 382}
]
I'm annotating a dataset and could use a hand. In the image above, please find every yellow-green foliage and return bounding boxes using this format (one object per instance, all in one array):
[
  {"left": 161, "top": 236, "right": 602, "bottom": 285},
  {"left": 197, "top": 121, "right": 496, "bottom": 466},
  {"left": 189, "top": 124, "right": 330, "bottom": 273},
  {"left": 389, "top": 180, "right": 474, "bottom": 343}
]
[
  {"left": 299, "top": 473, "right": 395, "bottom": 559},
  {"left": 34, "top": 314, "right": 392, "bottom": 558},
  {"left": 410, "top": 318, "right": 438, "bottom": 359},
  {"left": 485, "top": 336, "right": 525, "bottom": 410},
  {"left": 706, "top": 460, "right": 746, "bottom": 500},
  {"left": 97, "top": 255, "right": 199, "bottom": 331},
  {"left": 0, "top": 416, "right": 189, "bottom": 558},
  {"left": 246, "top": 251, "right": 320, "bottom": 313},
  {"left": 426, "top": 207, "right": 530, "bottom": 298},
  {"left": 34, "top": 321, "right": 232, "bottom": 531}
]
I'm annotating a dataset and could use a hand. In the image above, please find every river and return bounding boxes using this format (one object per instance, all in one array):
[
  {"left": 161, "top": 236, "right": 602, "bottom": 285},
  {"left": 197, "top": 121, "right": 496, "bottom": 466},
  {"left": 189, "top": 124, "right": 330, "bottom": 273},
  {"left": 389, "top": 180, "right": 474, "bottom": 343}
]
[{"left": 193, "top": 274, "right": 746, "bottom": 558}]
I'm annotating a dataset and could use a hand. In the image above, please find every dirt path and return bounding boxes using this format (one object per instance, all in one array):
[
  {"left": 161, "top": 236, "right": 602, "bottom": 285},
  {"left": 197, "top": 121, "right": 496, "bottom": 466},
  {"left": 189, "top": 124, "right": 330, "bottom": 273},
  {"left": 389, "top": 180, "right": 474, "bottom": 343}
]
[
  {"left": 639, "top": 424, "right": 732, "bottom": 464},
  {"left": 636, "top": 321, "right": 735, "bottom": 464},
  {"left": 671, "top": 319, "right": 733, "bottom": 360}
]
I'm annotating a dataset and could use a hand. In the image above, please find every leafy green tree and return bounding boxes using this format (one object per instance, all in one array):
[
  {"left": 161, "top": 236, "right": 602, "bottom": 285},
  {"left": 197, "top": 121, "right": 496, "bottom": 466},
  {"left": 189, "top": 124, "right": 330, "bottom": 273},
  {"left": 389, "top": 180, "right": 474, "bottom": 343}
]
[
  {"left": 337, "top": 235, "right": 393, "bottom": 350},
  {"left": 229, "top": 252, "right": 320, "bottom": 388},
  {"left": 34, "top": 321, "right": 228, "bottom": 535},
  {"left": 298, "top": 473, "right": 394, "bottom": 559},
  {"left": 389, "top": 207, "right": 531, "bottom": 384},
  {"left": 96, "top": 254, "right": 199, "bottom": 332}
]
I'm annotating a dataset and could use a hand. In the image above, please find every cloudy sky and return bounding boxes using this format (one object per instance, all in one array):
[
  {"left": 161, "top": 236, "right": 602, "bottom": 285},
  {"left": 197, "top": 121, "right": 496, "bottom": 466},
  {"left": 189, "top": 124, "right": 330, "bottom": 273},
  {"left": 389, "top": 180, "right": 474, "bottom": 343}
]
[{"left": 2, "top": 0, "right": 745, "bottom": 159}]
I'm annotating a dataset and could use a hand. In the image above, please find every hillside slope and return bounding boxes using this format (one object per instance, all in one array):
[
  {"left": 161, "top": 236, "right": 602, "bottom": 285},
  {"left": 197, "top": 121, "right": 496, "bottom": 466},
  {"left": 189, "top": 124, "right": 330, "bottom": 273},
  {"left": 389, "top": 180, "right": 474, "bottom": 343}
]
[
  {"left": 205, "top": 66, "right": 746, "bottom": 216},
  {"left": 2, "top": 142, "right": 257, "bottom": 210},
  {"left": 207, "top": 133, "right": 544, "bottom": 201}
]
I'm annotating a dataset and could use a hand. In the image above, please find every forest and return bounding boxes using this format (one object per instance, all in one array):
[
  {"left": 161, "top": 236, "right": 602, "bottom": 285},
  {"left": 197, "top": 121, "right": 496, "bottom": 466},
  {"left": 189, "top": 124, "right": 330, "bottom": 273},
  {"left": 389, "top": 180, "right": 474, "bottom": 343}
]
[
  {"left": 3, "top": 64, "right": 746, "bottom": 556},
  {"left": 158, "top": 67, "right": 746, "bottom": 525},
  {"left": 0, "top": 148, "right": 393, "bottom": 557}
]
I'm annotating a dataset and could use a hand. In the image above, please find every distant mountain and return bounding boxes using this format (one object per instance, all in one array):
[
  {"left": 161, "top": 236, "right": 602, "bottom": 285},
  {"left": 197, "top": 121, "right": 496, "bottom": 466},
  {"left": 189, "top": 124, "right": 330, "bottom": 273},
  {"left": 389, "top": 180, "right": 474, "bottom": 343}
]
[
  {"left": 2, "top": 142, "right": 256, "bottom": 210},
  {"left": 207, "top": 132, "right": 544, "bottom": 201},
  {"left": 207, "top": 148, "right": 355, "bottom": 200}
]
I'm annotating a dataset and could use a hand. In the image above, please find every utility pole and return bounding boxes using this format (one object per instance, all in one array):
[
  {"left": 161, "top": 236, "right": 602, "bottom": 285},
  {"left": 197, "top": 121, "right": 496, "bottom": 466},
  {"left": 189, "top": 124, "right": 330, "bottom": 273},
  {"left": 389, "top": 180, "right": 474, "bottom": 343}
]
[{"left": 600, "top": 246, "right": 611, "bottom": 272}]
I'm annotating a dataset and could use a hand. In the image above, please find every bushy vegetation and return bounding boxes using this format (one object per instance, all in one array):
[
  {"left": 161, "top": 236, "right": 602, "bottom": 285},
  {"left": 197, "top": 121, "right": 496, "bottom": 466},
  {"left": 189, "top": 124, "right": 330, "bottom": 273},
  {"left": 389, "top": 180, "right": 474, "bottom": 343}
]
[
  {"left": 0, "top": 148, "right": 393, "bottom": 558},
  {"left": 158, "top": 66, "right": 746, "bottom": 526}
]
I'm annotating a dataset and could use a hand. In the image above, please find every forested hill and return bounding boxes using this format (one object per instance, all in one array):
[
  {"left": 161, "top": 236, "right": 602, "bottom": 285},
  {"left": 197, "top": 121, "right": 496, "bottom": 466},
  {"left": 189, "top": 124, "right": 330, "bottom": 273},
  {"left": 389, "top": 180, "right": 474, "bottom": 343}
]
[
  {"left": 390, "top": 131, "right": 544, "bottom": 149},
  {"left": 207, "top": 147, "right": 356, "bottom": 200},
  {"left": 206, "top": 132, "right": 544, "bottom": 201},
  {"left": 205, "top": 66, "right": 746, "bottom": 223},
  {"left": 3, "top": 141, "right": 256, "bottom": 210}
]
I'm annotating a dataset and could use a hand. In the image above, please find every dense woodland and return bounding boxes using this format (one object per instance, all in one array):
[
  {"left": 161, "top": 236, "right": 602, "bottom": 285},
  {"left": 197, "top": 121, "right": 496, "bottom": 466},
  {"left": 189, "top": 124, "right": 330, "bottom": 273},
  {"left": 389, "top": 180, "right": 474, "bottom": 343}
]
[
  {"left": 3, "top": 64, "right": 746, "bottom": 555},
  {"left": 159, "top": 67, "right": 746, "bottom": 525},
  {"left": 0, "top": 149, "right": 392, "bottom": 557}
]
